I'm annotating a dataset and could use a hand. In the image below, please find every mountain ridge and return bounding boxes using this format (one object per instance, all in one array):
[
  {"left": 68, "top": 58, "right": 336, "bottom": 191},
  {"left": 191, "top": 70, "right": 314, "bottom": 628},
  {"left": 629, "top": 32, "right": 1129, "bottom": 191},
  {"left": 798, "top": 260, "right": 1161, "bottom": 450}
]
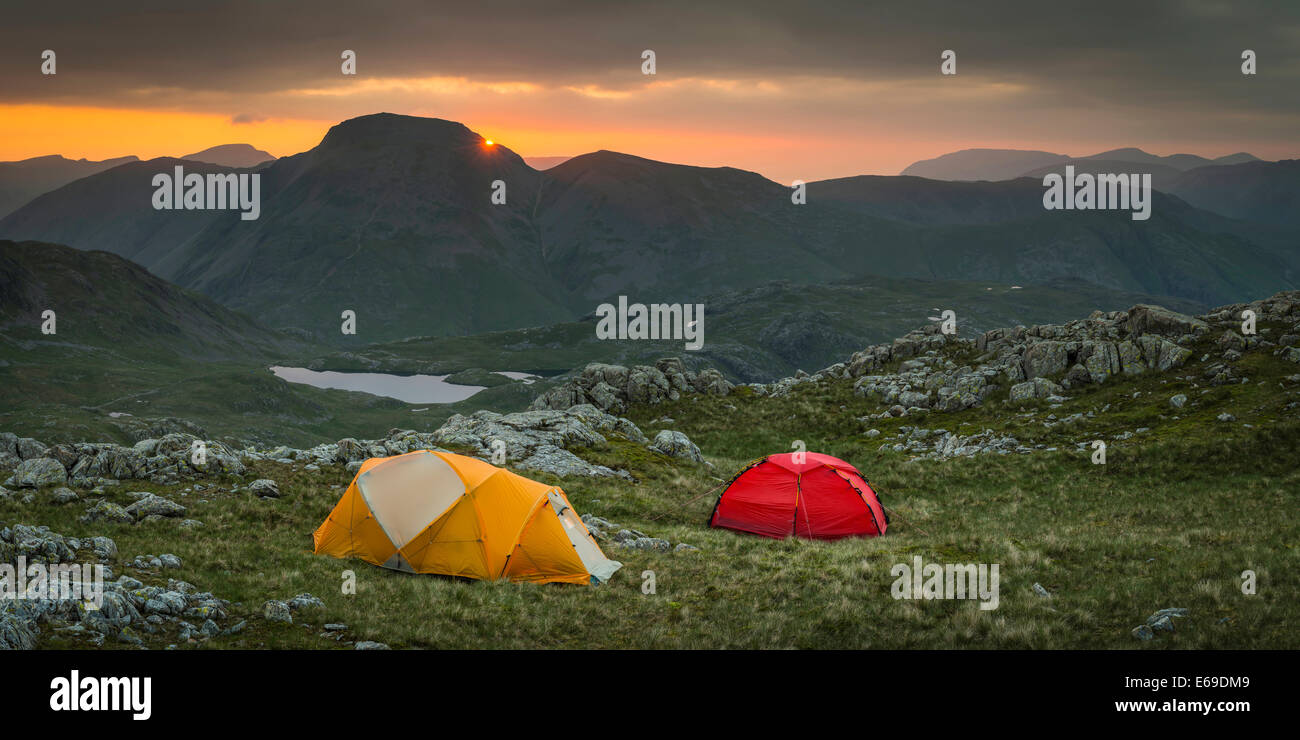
[{"left": 0, "top": 113, "right": 1293, "bottom": 343}]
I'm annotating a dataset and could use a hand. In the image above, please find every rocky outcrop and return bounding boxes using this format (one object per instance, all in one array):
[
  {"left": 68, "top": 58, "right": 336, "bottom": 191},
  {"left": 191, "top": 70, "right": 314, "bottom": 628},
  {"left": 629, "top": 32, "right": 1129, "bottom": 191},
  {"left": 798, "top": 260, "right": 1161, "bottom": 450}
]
[
  {"left": 0, "top": 522, "right": 262, "bottom": 650},
  {"left": 875, "top": 426, "right": 1031, "bottom": 459},
  {"left": 754, "top": 292, "right": 1300, "bottom": 416},
  {"left": 433, "top": 405, "right": 647, "bottom": 478},
  {"left": 0, "top": 432, "right": 246, "bottom": 489},
  {"left": 234, "top": 403, "right": 704, "bottom": 479},
  {"left": 531, "top": 358, "right": 733, "bottom": 414}
]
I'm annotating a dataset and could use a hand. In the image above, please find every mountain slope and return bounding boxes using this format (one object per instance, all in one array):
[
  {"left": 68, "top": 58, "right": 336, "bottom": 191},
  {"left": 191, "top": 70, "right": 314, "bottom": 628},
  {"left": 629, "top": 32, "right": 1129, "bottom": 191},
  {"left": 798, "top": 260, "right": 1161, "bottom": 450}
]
[
  {"left": 0, "top": 114, "right": 1293, "bottom": 342},
  {"left": 1167, "top": 159, "right": 1300, "bottom": 226},
  {"left": 0, "top": 240, "right": 308, "bottom": 361},
  {"left": 811, "top": 175, "right": 1045, "bottom": 224},
  {"left": 171, "top": 114, "right": 575, "bottom": 340},
  {"left": 0, "top": 157, "right": 234, "bottom": 273},
  {"left": 0, "top": 154, "right": 139, "bottom": 219}
]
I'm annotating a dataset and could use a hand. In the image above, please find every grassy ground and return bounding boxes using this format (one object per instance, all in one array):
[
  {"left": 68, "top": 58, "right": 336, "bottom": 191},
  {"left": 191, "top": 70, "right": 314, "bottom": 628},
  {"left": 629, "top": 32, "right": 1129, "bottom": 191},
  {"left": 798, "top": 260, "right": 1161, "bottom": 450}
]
[{"left": 5, "top": 326, "right": 1297, "bottom": 649}]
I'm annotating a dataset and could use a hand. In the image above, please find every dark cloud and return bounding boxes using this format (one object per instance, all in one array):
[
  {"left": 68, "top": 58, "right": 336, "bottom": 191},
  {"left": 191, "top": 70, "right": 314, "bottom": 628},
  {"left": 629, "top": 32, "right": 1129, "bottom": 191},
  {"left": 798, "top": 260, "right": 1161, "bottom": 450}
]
[
  {"left": 2, "top": 1, "right": 1295, "bottom": 101},
  {"left": 1, "top": 0, "right": 1295, "bottom": 167}
]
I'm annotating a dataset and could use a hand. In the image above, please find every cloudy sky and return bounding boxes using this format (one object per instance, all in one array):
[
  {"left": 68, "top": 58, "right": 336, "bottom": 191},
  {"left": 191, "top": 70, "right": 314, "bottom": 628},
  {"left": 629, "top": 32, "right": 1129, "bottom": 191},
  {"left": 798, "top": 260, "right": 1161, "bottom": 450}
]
[{"left": 1, "top": 0, "right": 1296, "bottom": 182}]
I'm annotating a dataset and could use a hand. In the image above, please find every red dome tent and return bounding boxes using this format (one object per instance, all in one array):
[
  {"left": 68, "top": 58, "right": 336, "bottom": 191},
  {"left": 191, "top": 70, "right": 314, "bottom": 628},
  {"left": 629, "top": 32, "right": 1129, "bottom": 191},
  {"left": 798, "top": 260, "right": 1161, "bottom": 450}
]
[{"left": 709, "top": 452, "right": 888, "bottom": 540}]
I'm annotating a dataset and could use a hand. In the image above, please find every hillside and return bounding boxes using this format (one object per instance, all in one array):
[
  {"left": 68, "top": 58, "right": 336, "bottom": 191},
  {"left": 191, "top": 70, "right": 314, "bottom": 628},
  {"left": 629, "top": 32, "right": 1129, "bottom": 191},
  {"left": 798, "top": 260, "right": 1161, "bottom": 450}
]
[
  {"left": 2, "top": 290, "right": 1296, "bottom": 650},
  {"left": 1167, "top": 159, "right": 1300, "bottom": 226},
  {"left": 0, "top": 240, "right": 544, "bottom": 448},
  {"left": 0, "top": 154, "right": 138, "bottom": 219},
  {"left": 308, "top": 276, "right": 1207, "bottom": 383},
  {"left": 0, "top": 240, "right": 306, "bottom": 361}
]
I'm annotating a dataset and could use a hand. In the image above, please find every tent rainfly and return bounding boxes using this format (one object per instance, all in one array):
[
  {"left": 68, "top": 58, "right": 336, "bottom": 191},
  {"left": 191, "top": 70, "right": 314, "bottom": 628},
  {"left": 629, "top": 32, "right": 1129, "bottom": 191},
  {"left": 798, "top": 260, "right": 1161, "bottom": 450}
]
[
  {"left": 709, "top": 451, "right": 888, "bottom": 540},
  {"left": 313, "top": 450, "right": 622, "bottom": 585}
]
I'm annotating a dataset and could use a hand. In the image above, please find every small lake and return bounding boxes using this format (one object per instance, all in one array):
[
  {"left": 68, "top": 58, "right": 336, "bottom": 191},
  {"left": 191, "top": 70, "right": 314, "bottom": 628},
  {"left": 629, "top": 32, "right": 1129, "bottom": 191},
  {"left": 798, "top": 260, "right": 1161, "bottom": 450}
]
[{"left": 269, "top": 367, "right": 536, "bottom": 404}]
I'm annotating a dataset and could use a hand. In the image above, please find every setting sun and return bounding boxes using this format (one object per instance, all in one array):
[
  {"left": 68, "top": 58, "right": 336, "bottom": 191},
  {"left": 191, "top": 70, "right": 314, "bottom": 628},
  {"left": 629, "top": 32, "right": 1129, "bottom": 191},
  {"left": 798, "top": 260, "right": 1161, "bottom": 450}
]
[{"left": 484, "top": 139, "right": 494, "bottom": 146}]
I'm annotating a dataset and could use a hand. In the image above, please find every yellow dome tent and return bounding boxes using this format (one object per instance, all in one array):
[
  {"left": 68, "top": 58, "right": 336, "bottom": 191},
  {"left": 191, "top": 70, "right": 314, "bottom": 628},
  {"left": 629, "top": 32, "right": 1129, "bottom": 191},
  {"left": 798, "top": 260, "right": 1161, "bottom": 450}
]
[{"left": 312, "top": 450, "right": 622, "bottom": 585}]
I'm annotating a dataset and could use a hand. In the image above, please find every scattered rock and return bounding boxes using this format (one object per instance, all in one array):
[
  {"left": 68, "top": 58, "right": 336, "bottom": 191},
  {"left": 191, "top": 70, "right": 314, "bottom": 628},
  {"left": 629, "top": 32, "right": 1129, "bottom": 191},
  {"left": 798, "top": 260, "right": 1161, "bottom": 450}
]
[
  {"left": 48, "top": 487, "right": 79, "bottom": 504},
  {"left": 124, "top": 493, "right": 187, "bottom": 521},
  {"left": 262, "top": 600, "right": 292, "bottom": 624},
  {"left": 287, "top": 593, "right": 325, "bottom": 611},
  {"left": 647, "top": 430, "right": 704, "bottom": 463},
  {"left": 248, "top": 479, "right": 280, "bottom": 499}
]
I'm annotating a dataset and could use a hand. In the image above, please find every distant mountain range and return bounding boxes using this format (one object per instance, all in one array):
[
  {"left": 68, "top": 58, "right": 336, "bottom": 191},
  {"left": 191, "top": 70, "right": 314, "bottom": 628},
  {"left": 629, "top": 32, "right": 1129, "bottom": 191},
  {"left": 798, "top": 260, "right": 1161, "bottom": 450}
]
[
  {"left": 182, "top": 143, "right": 276, "bottom": 168},
  {"left": 0, "top": 145, "right": 277, "bottom": 219},
  {"left": 0, "top": 155, "right": 139, "bottom": 219},
  {"left": 901, "top": 147, "right": 1262, "bottom": 181},
  {"left": 0, "top": 114, "right": 1295, "bottom": 344}
]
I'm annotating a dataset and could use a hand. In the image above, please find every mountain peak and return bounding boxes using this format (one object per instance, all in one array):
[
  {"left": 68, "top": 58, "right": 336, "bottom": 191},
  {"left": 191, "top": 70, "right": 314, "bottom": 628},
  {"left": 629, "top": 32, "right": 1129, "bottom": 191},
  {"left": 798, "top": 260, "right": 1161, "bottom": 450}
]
[
  {"left": 319, "top": 113, "right": 482, "bottom": 150},
  {"left": 182, "top": 144, "right": 275, "bottom": 168}
]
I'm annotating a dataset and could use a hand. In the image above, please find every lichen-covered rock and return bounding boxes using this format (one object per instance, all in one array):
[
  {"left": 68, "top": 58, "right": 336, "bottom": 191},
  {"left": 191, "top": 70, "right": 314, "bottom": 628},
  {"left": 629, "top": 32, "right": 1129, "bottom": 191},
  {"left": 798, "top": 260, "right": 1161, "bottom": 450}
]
[
  {"left": 433, "top": 406, "right": 637, "bottom": 478},
  {"left": 1082, "top": 341, "right": 1121, "bottom": 383},
  {"left": 1020, "top": 340, "right": 1069, "bottom": 379},
  {"left": 0, "top": 609, "right": 39, "bottom": 650},
  {"left": 1138, "top": 335, "right": 1192, "bottom": 372},
  {"left": 1117, "top": 340, "right": 1145, "bottom": 375},
  {"left": 287, "top": 593, "right": 325, "bottom": 611},
  {"left": 80, "top": 500, "right": 134, "bottom": 525},
  {"left": 124, "top": 493, "right": 187, "bottom": 521},
  {"left": 10, "top": 457, "right": 67, "bottom": 488},
  {"left": 48, "top": 487, "right": 79, "bottom": 504},
  {"left": 692, "top": 367, "right": 734, "bottom": 395},
  {"left": 335, "top": 438, "right": 366, "bottom": 463},
  {"left": 648, "top": 430, "right": 704, "bottom": 463},
  {"left": 1009, "top": 377, "right": 1062, "bottom": 401},
  {"left": 248, "top": 479, "right": 281, "bottom": 499},
  {"left": 530, "top": 358, "right": 732, "bottom": 413},
  {"left": 15, "top": 438, "right": 47, "bottom": 460},
  {"left": 1124, "top": 304, "right": 1208, "bottom": 337},
  {"left": 263, "top": 600, "right": 292, "bottom": 624}
]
